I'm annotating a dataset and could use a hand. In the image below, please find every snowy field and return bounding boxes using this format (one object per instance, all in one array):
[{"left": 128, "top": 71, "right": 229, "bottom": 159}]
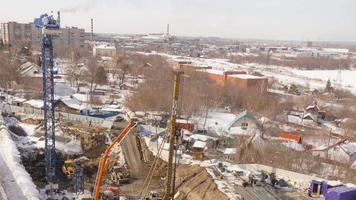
[{"left": 293, "top": 69, "right": 356, "bottom": 90}]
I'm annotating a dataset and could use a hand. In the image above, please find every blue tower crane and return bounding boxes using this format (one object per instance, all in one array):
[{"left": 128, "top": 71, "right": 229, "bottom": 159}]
[{"left": 34, "top": 12, "right": 61, "bottom": 192}]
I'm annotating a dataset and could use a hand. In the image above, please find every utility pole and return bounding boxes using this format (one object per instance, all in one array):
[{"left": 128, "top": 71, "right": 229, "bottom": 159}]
[{"left": 163, "top": 70, "right": 183, "bottom": 200}]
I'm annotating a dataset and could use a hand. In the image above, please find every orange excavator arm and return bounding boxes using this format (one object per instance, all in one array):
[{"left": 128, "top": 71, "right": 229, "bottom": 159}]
[{"left": 93, "top": 121, "right": 135, "bottom": 200}]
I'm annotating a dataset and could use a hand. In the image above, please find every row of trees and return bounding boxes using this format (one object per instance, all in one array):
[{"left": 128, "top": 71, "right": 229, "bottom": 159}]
[{"left": 0, "top": 52, "right": 20, "bottom": 90}]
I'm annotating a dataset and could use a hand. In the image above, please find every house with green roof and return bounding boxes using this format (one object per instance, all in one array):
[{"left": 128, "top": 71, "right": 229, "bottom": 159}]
[{"left": 227, "top": 110, "right": 261, "bottom": 133}]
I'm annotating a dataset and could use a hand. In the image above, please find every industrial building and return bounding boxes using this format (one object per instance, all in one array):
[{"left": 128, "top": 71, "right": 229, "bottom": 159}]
[
  {"left": 93, "top": 44, "right": 116, "bottom": 57},
  {"left": 206, "top": 69, "right": 268, "bottom": 92}
]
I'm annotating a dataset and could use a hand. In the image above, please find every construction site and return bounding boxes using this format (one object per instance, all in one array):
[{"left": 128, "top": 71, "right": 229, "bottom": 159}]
[
  {"left": 0, "top": 12, "right": 235, "bottom": 200},
  {"left": 1, "top": 2, "right": 356, "bottom": 200}
]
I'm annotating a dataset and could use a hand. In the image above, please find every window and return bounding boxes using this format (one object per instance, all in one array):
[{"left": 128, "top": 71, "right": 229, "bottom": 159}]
[{"left": 241, "top": 122, "right": 248, "bottom": 130}]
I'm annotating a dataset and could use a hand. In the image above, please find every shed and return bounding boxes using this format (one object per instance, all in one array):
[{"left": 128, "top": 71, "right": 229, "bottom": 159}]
[
  {"left": 218, "top": 148, "right": 237, "bottom": 161},
  {"left": 176, "top": 119, "right": 195, "bottom": 132},
  {"left": 55, "top": 96, "right": 86, "bottom": 114},
  {"left": 325, "top": 186, "right": 356, "bottom": 200},
  {"left": 191, "top": 141, "right": 206, "bottom": 160}
]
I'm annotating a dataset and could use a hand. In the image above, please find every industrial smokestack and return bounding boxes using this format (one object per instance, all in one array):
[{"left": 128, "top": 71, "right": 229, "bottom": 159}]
[
  {"left": 57, "top": 11, "right": 61, "bottom": 26},
  {"left": 167, "top": 24, "right": 170, "bottom": 36},
  {"left": 91, "top": 18, "right": 93, "bottom": 41}
]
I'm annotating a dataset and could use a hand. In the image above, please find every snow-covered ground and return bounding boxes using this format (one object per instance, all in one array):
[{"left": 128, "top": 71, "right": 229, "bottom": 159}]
[
  {"left": 293, "top": 69, "right": 356, "bottom": 89},
  {"left": 0, "top": 124, "right": 40, "bottom": 200},
  {"left": 18, "top": 123, "right": 82, "bottom": 155}
]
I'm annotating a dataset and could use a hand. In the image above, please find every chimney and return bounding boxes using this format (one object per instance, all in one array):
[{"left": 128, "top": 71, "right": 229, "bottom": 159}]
[
  {"left": 167, "top": 24, "right": 170, "bottom": 36},
  {"left": 57, "top": 11, "right": 61, "bottom": 26},
  {"left": 91, "top": 18, "right": 94, "bottom": 41}
]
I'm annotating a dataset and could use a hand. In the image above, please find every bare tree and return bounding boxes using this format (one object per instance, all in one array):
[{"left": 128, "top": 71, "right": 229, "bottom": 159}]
[
  {"left": 65, "top": 49, "right": 84, "bottom": 91},
  {"left": 0, "top": 52, "right": 19, "bottom": 90},
  {"left": 84, "top": 57, "right": 107, "bottom": 93}
]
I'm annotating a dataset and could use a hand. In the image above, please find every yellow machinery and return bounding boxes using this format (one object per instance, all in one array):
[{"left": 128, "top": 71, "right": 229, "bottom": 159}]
[{"left": 62, "top": 159, "right": 74, "bottom": 178}]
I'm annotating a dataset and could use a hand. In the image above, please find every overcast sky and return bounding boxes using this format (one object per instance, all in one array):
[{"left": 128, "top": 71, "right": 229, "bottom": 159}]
[{"left": 0, "top": 0, "right": 355, "bottom": 41}]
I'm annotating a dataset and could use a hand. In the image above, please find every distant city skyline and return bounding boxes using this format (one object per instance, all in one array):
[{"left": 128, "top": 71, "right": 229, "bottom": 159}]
[{"left": 0, "top": 0, "right": 355, "bottom": 42}]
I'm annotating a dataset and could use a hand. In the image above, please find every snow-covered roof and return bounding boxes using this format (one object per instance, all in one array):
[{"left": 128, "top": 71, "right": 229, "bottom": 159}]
[
  {"left": 72, "top": 93, "right": 89, "bottom": 103},
  {"left": 192, "top": 141, "right": 207, "bottom": 149},
  {"left": 302, "top": 113, "right": 317, "bottom": 121},
  {"left": 8, "top": 96, "right": 26, "bottom": 103},
  {"left": 18, "top": 62, "right": 41, "bottom": 78},
  {"left": 24, "top": 99, "right": 43, "bottom": 109},
  {"left": 176, "top": 119, "right": 194, "bottom": 124},
  {"left": 94, "top": 44, "right": 116, "bottom": 50},
  {"left": 218, "top": 148, "right": 237, "bottom": 155},
  {"left": 340, "top": 142, "right": 356, "bottom": 156},
  {"left": 58, "top": 96, "right": 86, "bottom": 111},
  {"left": 229, "top": 74, "right": 267, "bottom": 80},
  {"left": 322, "top": 48, "right": 349, "bottom": 54},
  {"left": 190, "top": 134, "right": 218, "bottom": 142}
]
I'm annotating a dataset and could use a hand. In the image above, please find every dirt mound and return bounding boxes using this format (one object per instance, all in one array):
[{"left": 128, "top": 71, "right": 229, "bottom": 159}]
[{"left": 174, "top": 165, "right": 229, "bottom": 200}]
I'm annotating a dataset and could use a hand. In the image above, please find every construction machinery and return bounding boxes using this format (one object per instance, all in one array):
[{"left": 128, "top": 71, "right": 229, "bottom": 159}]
[
  {"left": 62, "top": 159, "right": 75, "bottom": 178},
  {"left": 33, "top": 12, "right": 61, "bottom": 196},
  {"left": 93, "top": 121, "right": 136, "bottom": 200},
  {"left": 163, "top": 70, "right": 183, "bottom": 200}
]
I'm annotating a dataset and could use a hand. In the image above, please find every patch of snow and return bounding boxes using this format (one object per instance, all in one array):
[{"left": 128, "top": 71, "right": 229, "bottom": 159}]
[
  {"left": 18, "top": 122, "right": 82, "bottom": 155},
  {"left": 281, "top": 141, "right": 305, "bottom": 151},
  {"left": 0, "top": 125, "right": 40, "bottom": 199}
]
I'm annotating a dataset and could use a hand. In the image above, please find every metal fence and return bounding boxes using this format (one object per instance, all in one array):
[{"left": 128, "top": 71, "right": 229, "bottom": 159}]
[{"left": 3, "top": 105, "right": 113, "bottom": 128}]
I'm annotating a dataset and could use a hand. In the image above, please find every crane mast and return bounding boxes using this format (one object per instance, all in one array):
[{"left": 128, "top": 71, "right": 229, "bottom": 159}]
[
  {"left": 42, "top": 35, "right": 56, "bottom": 183},
  {"left": 34, "top": 12, "right": 61, "bottom": 194}
]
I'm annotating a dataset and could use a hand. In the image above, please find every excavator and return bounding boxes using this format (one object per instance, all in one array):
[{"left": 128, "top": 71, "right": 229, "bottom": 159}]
[
  {"left": 62, "top": 156, "right": 90, "bottom": 179},
  {"left": 93, "top": 121, "right": 137, "bottom": 200}
]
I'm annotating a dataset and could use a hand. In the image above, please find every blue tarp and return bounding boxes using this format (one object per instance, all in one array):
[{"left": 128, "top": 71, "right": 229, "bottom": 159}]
[{"left": 137, "top": 130, "right": 152, "bottom": 137}]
